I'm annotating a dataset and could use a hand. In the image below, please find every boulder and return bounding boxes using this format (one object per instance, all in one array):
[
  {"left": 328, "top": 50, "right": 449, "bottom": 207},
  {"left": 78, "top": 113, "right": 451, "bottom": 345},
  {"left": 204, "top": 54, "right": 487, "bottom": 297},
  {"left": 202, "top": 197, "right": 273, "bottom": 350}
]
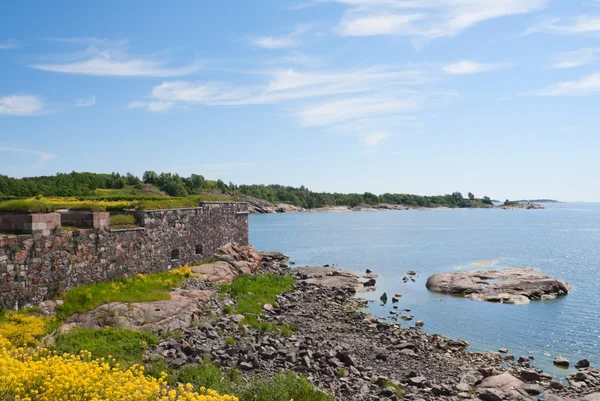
[
  {"left": 190, "top": 261, "right": 237, "bottom": 284},
  {"left": 554, "top": 356, "right": 570, "bottom": 367},
  {"left": 216, "top": 243, "right": 262, "bottom": 273},
  {"left": 63, "top": 289, "right": 215, "bottom": 333},
  {"left": 426, "top": 267, "right": 571, "bottom": 304},
  {"left": 576, "top": 359, "right": 591, "bottom": 369},
  {"left": 477, "top": 372, "right": 524, "bottom": 392}
]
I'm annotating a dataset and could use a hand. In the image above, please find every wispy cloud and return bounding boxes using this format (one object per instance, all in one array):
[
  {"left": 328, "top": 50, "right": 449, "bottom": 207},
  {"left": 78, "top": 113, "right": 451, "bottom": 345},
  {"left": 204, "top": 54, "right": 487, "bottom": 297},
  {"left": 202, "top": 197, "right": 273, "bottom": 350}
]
[
  {"left": 0, "top": 95, "right": 45, "bottom": 116},
  {"left": 442, "top": 60, "right": 510, "bottom": 74},
  {"left": 552, "top": 48, "right": 599, "bottom": 68},
  {"left": 131, "top": 64, "right": 449, "bottom": 145},
  {"left": 249, "top": 25, "right": 311, "bottom": 49},
  {"left": 0, "top": 39, "right": 20, "bottom": 50},
  {"left": 30, "top": 39, "right": 200, "bottom": 77},
  {"left": 74, "top": 95, "right": 96, "bottom": 107},
  {"left": 528, "top": 73, "right": 600, "bottom": 96},
  {"left": 297, "top": 96, "right": 419, "bottom": 127},
  {"left": 525, "top": 15, "right": 600, "bottom": 35},
  {"left": 0, "top": 147, "right": 55, "bottom": 167},
  {"left": 363, "top": 131, "right": 390, "bottom": 147},
  {"left": 327, "top": 0, "right": 546, "bottom": 39}
]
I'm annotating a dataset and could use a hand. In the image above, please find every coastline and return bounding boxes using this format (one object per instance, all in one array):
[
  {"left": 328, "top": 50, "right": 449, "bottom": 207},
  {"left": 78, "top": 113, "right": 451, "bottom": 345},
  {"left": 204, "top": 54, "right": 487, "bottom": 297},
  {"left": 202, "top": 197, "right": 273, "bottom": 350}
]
[
  {"left": 247, "top": 200, "right": 544, "bottom": 214},
  {"left": 52, "top": 249, "right": 598, "bottom": 401}
]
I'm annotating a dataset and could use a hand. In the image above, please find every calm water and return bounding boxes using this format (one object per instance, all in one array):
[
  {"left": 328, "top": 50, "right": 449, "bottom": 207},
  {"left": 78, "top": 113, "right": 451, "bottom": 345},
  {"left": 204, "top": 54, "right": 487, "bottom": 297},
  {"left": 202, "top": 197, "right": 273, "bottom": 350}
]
[{"left": 250, "top": 203, "right": 600, "bottom": 375}]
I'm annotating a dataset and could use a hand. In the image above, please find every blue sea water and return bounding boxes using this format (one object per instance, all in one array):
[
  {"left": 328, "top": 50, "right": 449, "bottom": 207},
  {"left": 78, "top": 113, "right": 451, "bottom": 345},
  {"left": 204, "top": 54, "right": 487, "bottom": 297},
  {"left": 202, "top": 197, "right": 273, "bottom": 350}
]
[{"left": 249, "top": 203, "right": 600, "bottom": 375}]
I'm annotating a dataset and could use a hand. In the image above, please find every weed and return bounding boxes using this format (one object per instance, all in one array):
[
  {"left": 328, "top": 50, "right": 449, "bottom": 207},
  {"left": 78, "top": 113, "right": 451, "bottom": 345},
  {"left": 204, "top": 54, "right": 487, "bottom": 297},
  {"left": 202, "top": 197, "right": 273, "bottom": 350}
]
[{"left": 53, "top": 327, "right": 159, "bottom": 367}]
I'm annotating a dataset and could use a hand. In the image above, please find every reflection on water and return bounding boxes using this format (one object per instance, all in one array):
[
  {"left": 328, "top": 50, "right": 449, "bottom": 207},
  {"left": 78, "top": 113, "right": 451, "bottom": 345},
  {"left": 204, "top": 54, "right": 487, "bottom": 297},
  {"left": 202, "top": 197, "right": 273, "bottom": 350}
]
[{"left": 250, "top": 203, "right": 600, "bottom": 376}]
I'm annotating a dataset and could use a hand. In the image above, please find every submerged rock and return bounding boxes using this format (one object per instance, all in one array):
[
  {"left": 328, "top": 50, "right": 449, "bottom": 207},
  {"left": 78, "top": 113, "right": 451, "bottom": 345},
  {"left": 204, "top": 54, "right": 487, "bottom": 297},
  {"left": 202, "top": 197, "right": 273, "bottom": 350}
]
[{"left": 425, "top": 267, "right": 571, "bottom": 304}]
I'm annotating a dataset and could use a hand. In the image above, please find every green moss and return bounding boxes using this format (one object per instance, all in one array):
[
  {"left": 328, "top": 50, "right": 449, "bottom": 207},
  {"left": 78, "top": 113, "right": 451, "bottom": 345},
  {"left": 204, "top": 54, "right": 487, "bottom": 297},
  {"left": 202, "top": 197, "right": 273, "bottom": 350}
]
[
  {"left": 53, "top": 328, "right": 159, "bottom": 367},
  {"left": 225, "top": 337, "right": 237, "bottom": 346}
]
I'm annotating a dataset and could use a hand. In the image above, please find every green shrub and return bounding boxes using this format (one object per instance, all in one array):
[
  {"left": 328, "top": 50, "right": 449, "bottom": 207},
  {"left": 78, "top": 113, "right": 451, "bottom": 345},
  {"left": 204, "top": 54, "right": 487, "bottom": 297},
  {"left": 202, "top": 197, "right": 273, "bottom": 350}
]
[{"left": 53, "top": 328, "right": 159, "bottom": 367}]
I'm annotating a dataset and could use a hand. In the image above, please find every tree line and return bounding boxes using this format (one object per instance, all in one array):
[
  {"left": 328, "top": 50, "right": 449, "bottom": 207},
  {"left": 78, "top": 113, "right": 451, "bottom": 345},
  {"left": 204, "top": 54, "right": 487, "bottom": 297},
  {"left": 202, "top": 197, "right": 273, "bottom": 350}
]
[{"left": 0, "top": 171, "right": 494, "bottom": 208}]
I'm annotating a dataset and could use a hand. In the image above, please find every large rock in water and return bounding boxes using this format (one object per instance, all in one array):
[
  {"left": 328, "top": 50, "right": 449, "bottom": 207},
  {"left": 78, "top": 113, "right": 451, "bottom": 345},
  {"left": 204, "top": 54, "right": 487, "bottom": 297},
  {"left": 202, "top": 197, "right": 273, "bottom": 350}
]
[{"left": 426, "top": 268, "right": 571, "bottom": 304}]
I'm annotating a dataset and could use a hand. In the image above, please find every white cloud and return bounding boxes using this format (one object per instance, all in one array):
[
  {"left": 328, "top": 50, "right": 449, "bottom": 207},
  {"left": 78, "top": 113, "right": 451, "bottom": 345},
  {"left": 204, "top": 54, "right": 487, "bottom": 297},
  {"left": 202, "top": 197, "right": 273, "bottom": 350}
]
[
  {"left": 525, "top": 15, "right": 600, "bottom": 35},
  {"left": 131, "top": 65, "right": 443, "bottom": 144},
  {"left": 297, "top": 97, "right": 418, "bottom": 126},
  {"left": 74, "top": 95, "right": 96, "bottom": 107},
  {"left": 0, "top": 39, "right": 20, "bottom": 50},
  {"left": 249, "top": 25, "right": 311, "bottom": 49},
  {"left": 363, "top": 131, "right": 390, "bottom": 147},
  {"left": 552, "top": 48, "right": 598, "bottom": 68},
  {"left": 252, "top": 36, "right": 297, "bottom": 49},
  {"left": 147, "top": 101, "right": 174, "bottom": 112},
  {"left": 0, "top": 147, "right": 55, "bottom": 167},
  {"left": 328, "top": 0, "right": 546, "bottom": 39},
  {"left": 0, "top": 95, "right": 45, "bottom": 116},
  {"left": 442, "top": 60, "right": 508, "bottom": 74},
  {"left": 529, "top": 73, "right": 600, "bottom": 96},
  {"left": 31, "top": 41, "right": 200, "bottom": 77}
]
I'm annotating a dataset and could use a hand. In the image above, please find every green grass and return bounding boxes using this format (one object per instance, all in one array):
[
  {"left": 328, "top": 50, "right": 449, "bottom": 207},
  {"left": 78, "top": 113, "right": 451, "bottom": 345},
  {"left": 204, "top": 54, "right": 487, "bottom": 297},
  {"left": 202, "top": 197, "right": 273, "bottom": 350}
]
[
  {"left": 220, "top": 274, "right": 296, "bottom": 335},
  {"left": 221, "top": 274, "right": 295, "bottom": 316},
  {"left": 0, "top": 199, "right": 56, "bottom": 213},
  {"left": 175, "top": 360, "right": 334, "bottom": 401},
  {"left": 53, "top": 328, "right": 159, "bottom": 367},
  {"left": 109, "top": 214, "right": 139, "bottom": 229},
  {"left": 56, "top": 270, "right": 187, "bottom": 319}
]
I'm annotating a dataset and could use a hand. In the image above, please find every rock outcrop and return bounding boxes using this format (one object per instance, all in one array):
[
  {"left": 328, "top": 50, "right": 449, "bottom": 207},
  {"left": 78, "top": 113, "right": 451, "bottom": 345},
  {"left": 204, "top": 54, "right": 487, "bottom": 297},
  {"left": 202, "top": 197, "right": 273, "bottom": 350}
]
[
  {"left": 291, "top": 266, "right": 378, "bottom": 292},
  {"left": 426, "top": 268, "right": 571, "bottom": 304}
]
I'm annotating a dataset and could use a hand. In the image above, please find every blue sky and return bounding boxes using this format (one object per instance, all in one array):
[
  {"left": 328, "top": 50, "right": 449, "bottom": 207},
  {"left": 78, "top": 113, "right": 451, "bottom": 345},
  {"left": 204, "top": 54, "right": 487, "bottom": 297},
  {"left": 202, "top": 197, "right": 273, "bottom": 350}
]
[{"left": 1, "top": 1, "right": 600, "bottom": 201}]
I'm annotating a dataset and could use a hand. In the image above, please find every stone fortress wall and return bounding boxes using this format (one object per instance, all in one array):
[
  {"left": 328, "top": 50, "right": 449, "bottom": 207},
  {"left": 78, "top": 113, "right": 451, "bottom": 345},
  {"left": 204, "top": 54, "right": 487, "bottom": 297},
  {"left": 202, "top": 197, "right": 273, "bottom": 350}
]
[{"left": 0, "top": 202, "right": 249, "bottom": 309}]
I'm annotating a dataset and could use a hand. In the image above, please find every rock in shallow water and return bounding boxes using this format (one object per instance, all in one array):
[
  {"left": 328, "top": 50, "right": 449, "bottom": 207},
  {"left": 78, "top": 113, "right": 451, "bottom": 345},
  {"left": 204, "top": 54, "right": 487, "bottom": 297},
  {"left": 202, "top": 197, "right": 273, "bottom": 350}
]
[{"left": 425, "top": 267, "right": 572, "bottom": 304}]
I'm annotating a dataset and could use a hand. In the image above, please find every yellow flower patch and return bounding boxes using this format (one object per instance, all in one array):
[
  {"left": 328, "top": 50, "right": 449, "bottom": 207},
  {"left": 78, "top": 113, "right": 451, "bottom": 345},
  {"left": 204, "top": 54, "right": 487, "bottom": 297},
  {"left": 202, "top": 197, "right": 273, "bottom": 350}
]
[
  {"left": 0, "top": 312, "right": 49, "bottom": 348},
  {"left": 0, "top": 347, "right": 238, "bottom": 401}
]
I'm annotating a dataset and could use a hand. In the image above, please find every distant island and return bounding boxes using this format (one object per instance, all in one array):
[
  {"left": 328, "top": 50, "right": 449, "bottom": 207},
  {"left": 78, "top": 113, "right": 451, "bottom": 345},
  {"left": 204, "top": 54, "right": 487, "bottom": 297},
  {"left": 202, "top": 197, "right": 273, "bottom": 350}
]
[
  {"left": 0, "top": 171, "right": 541, "bottom": 213},
  {"left": 516, "top": 199, "right": 561, "bottom": 203}
]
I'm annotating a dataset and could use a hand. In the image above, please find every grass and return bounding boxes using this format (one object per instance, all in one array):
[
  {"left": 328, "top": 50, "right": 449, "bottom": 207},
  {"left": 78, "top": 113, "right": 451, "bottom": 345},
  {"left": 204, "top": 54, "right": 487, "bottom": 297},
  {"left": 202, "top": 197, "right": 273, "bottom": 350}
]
[
  {"left": 175, "top": 360, "right": 334, "bottom": 401},
  {"left": 220, "top": 274, "right": 295, "bottom": 316},
  {"left": 56, "top": 267, "right": 191, "bottom": 319},
  {"left": 109, "top": 214, "right": 139, "bottom": 229},
  {"left": 0, "top": 194, "right": 239, "bottom": 213},
  {"left": 0, "top": 199, "right": 57, "bottom": 213},
  {"left": 53, "top": 327, "right": 159, "bottom": 367},
  {"left": 220, "top": 274, "right": 296, "bottom": 336}
]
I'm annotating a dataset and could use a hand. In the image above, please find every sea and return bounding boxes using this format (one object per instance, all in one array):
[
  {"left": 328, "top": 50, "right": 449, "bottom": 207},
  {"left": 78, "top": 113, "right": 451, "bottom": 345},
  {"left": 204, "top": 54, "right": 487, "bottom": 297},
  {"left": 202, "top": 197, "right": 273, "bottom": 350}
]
[{"left": 249, "top": 203, "right": 600, "bottom": 376}]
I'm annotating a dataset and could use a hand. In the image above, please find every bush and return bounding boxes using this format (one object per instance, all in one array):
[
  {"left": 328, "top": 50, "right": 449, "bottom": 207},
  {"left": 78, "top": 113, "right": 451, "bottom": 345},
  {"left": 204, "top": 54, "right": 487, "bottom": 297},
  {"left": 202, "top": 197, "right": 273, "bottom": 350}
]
[
  {"left": 0, "top": 347, "right": 237, "bottom": 401},
  {"left": 0, "top": 312, "right": 50, "bottom": 347},
  {"left": 53, "top": 328, "right": 159, "bottom": 367}
]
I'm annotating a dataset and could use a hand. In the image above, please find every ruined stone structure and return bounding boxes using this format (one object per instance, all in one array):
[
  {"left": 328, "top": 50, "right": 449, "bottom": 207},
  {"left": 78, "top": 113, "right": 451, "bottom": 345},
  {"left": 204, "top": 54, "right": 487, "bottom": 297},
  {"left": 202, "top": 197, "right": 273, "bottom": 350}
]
[{"left": 0, "top": 202, "right": 249, "bottom": 309}]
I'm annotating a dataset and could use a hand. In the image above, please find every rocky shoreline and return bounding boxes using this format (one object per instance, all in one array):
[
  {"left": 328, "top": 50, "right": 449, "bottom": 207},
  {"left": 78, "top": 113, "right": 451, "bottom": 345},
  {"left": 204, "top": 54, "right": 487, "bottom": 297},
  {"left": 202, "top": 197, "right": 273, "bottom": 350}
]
[
  {"left": 52, "top": 246, "right": 596, "bottom": 401},
  {"left": 246, "top": 198, "right": 543, "bottom": 214}
]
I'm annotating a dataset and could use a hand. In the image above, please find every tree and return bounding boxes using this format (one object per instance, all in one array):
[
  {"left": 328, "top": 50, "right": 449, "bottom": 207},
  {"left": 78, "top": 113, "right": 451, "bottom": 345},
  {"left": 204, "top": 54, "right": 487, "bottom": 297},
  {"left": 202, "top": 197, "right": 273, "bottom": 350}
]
[
  {"left": 143, "top": 171, "right": 158, "bottom": 184},
  {"left": 482, "top": 196, "right": 492, "bottom": 205},
  {"left": 504, "top": 199, "right": 510, "bottom": 206},
  {"left": 468, "top": 192, "right": 475, "bottom": 200}
]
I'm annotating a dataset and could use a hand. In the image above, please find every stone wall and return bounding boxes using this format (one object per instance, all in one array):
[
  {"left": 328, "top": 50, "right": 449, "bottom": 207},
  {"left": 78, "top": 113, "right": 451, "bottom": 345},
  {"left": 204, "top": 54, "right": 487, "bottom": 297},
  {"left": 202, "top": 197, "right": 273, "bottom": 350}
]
[
  {"left": 60, "top": 211, "right": 110, "bottom": 230},
  {"left": 0, "top": 213, "right": 61, "bottom": 236},
  {"left": 0, "top": 202, "right": 249, "bottom": 309}
]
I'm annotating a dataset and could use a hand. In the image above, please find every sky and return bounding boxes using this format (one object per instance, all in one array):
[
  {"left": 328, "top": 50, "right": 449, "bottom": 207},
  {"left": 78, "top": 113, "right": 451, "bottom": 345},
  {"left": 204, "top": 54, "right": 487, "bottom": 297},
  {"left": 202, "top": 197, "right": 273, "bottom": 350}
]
[{"left": 1, "top": 1, "right": 600, "bottom": 201}]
